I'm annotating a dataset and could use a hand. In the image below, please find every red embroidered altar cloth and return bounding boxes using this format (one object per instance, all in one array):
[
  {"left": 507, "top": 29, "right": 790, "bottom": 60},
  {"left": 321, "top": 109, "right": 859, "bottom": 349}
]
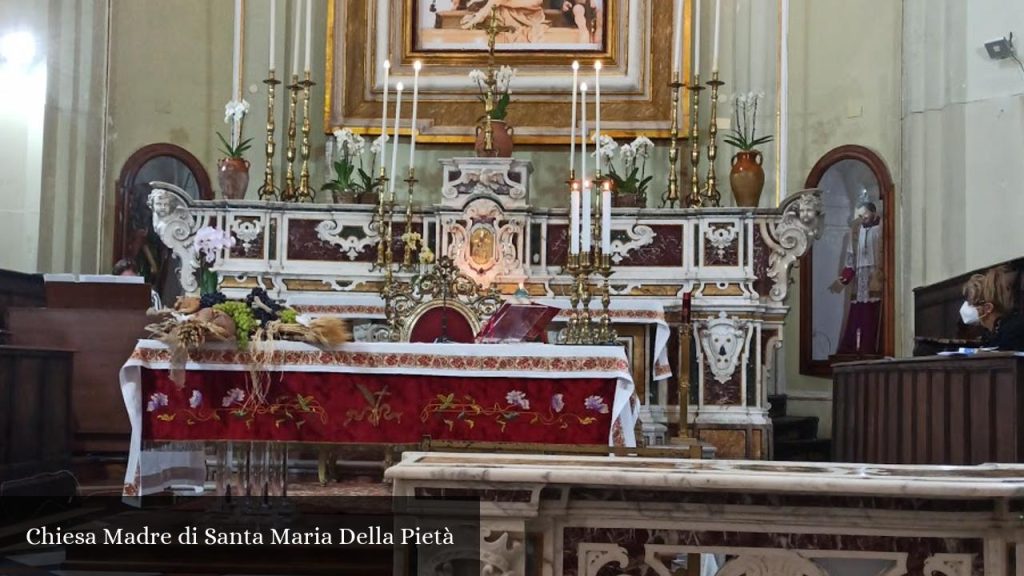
[{"left": 121, "top": 340, "right": 638, "bottom": 495}]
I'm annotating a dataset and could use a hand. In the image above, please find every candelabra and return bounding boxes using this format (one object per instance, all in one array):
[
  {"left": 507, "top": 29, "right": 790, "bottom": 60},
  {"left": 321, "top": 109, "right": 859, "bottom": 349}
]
[
  {"left": 257, "top": 70, "right": 281, "bottom": 201},
  {"left": 563, "top": 172, "right": 616, "bottom": 346},
  {"left": 401, "top": 168, "right": 419, "bottom": 272},
  {"left": 687, "top": 74, "right": 705, "bottom": 208},
  {"left": 663, "top": 73, "right": 684, "bottom": 208},
  {"left": 372, "top": 169, "right": 392, "bottom": 273},
  {"left": 702, "top": 72, "right": 724, "bottom": 207},
  {"left": 296, "top": 71, "right": 316, "bottom": 202},
  {"left": 281, "top": 74, "right": 301, "bottom": 202}
]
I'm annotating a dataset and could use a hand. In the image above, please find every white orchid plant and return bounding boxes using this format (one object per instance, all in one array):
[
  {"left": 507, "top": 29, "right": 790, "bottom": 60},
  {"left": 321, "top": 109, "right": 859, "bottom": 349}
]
[
  {"left": 593, "top": 134, "right": 655, "bottom": 199},
  {"left": 469, "top": 65, "right": 516, "bottom": 121},
  {"left": 323, "top": 128, "right": 388, "bottom": 197},
  {"left": 192, "top": 226, "right": 236, "bottom": 295},
  {"left": 724, "top": 91, "right": 773, "bottom": 152},
  {"left": 217, "top": 99, "right": 252, "bottom": 159}
]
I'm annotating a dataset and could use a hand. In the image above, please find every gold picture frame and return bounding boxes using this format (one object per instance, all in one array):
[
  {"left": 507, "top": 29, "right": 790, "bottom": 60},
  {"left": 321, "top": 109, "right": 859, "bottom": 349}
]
[{"left": 325, "top": 0, "right": 692, "bottom": 144}]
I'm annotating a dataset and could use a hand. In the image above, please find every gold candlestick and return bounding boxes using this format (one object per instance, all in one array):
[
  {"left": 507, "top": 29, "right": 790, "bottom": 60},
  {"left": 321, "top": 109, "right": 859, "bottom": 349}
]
[
  {"left": 687, "top": 74, "right": 705, "bottom": 208},
  {"left": 281, "top": 74, "right": 300, "bottom": 202},
  {"left": 564, "top": 252, "right": 581, "bottom": 344},
  {"left": 675, "top": 292, "right": 693, "bottom": 440},
  {"left": 401, "top": 168, "right": 418, "bottom": 271},
  {"left": 703, "top": 72, "right": 724, "bottom": 207},
  {"left": 597, "top": 253, "right": 615, "bottom": 344},
  {"left": 663, "top": 72, "right": 684, "bottom": 208},
  {"left": 372, "top": 170, "right": 391, "bottom": 272},
  {"left": 297, "top": 71, "right": 316, "bottom": 203},
  {"left": 258, "top": 71, "right": 281, "bottom": 201}
]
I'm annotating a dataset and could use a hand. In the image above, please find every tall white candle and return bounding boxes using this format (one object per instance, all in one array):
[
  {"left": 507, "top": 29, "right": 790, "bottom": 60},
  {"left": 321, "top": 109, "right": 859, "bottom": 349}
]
[
  {"left": 777, "top": 0, "right": 789, "bottom": 206},
  {"left": 601, "top": 181, "right": 611, "bottom": 252},
  {"left": 671, "top": 0, "right": 684, "bottom": 78},
  {"left": 582, "top": 182, "right": 592, "bottom": 253},
  {"left": 580, "top": 82, "right": 588, "bottom": 188},
  {"left": 594, "top": 61, "right": 602, "bottom": 169},
  {"left": 304, "top": 0, "right": 312, "bottom": 71},
  {"left": 712, "top": 0, "right": 721, "bottom": 72},
  {"left": 408, "top": 60, "right": 422, "bottom": 168},
  {"left": 388, "top": 82, "right": 404, "bottom": 197},
  {"left": 269, "top": 0, "right": 276, "bottom": 71},
  {"left": 291, "top": 0, "right": 301, "bottom": 75},
  {"left": 693, "top": 0, "right": 701, "bottom": 77},
  {"left": 570, "top": 181, "right": 581, "bottom": 255},
  {"left": 569, "top": 61, "right": 579, "bottom": 176},
  {"left": 233, "top": 0, "right": 242, "bottom": 100},
  {"left": 380, "top": 59, "right": 390, "bottom": 165}
]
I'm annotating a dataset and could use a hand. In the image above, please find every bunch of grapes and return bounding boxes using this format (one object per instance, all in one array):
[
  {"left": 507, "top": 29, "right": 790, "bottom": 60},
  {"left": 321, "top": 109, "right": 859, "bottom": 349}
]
[
  {"left": 199, "top": 291, "right": 227, "bottom": 309},
  {"left": 278, "top": 308, "right": 299, "bottom": 324},
  {"left": 244, "top": 288, "right": 284, "bottom": 327},
  {"left": 213, "top": 301, "right": 256, "bottom": 346}
]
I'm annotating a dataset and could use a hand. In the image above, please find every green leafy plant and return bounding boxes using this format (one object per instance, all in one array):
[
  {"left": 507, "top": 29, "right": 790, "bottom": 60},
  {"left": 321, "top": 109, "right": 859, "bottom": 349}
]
[
  {"left": 723, "top": 91, "right": 773, "bottom": 151},
  {"left": 596, "top": 135, "right": 655, "bottom": 198},
  {"left": 216, "top": 132, "right": 253, "bottom": 159},
  {"left": 321, "top": 128, "right": 385, "bottom": 197}
]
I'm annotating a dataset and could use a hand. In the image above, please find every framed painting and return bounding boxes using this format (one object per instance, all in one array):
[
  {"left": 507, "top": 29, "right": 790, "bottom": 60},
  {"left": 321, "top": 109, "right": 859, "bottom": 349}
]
[{"left": 325, "top": 0, "right": 691, "bottom": 144}]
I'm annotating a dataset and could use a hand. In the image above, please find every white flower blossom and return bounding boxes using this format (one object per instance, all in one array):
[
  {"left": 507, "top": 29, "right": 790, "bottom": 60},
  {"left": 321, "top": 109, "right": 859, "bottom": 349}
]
[
  {"left": 223, "top": 99, "right": 250, "bottom": 124},
  {"left": 222, "top": 387, "right": 246, "bottom": 408},
  {"left": 370, "top": 134, "right": 389, "bottom": 156},
  {"left": 620, "top": 142, "right": 637, "bottom": 170},
  {"left": 505, "top": 390, "right": 530, "bottom": 410},
  {"left": 189, "top": 390, "right": 203, "bottom": 409},
  {"left": 468, "top": 69, "right": 486, "bottom": 85},
  {"left": 192, "top": 226, "right": 236, "bottom": 264},
  {"left": 146, "top": 392, "right": 168, "bottom": 413},
  {"left": 591, "top": 133, "right": 618, "bottom": 163},
  {"left": 631, "top": 136, "right": 655, "bottom": 158},
  {"left": 333, "top": 128, "right": 365, "bottom": 158},
  {"left": 495, "top": 65, "right": 517, "bottom": 93}
]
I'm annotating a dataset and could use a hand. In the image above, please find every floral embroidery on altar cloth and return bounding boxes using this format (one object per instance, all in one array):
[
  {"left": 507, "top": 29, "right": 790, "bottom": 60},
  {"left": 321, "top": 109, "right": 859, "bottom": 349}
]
[
  {"left": 145, "top": 391, "right": 328, "bottom": 430},
  {"left": 420, "top": 391, "right": 608, "bottom": 432}
]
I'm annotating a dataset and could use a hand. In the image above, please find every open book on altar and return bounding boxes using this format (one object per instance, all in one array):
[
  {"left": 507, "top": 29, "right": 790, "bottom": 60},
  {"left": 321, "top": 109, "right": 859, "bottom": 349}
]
[{"left": 476, "top": 302, "right": 560, "bottom": 344}]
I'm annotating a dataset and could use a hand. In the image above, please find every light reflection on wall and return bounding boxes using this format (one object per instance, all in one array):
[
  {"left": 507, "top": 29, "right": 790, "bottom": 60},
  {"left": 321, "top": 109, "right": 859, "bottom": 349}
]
[{"left": 0, "top": 30, "right": 47, "bottom": 272}]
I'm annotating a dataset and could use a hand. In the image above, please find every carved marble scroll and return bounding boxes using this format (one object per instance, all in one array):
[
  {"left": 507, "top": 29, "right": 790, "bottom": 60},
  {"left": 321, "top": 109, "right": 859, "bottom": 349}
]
[
  {"left": 759, "top": 190, "right": 824, "bottom": 303},
  {"left": 148, "top": 183, "right": 210, "bottom": 294},
  {"left": 610, "top": 224, "right": 656, "bottom": 264},
  {"left": 315, "top": 220, "right": 378, "bottom": 260},
  {"left": 717, "top": 552, "right": 828, "bottom": 576}
]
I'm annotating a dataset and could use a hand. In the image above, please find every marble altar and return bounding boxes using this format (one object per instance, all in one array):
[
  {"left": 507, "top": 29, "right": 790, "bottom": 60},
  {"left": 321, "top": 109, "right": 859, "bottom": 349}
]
[{"left": 147, "top": 157, "right": 823, "bottom": 458}]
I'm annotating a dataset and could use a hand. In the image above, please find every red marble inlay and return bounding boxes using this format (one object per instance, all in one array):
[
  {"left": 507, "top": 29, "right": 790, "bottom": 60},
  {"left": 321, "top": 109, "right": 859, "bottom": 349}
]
[
  {"left": 547, "top": 224, "right": 569, "bottom": 267},
  {"left": 286, "top": 219, "right": 405, "bottom": 262},
  {"left": 703, "top": 369, "right": 741, "bottom": 405},
  {"left": 229, "top": 218, "right": 264, "bottom": 258},
  {"left": 614, "top": 225, "right": 684, "bottom": 267},
  {"left": 703, "top": 223, "right": 739, "bottom": 266},
  {"left": 752, "top": 226, "right": 771, "bottom": 297}
]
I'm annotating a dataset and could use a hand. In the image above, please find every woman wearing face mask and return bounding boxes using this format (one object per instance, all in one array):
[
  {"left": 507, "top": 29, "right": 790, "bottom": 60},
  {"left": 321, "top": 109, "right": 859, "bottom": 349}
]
[{"left": 960, "top": 267, "right": 1024, "bottom": 351}]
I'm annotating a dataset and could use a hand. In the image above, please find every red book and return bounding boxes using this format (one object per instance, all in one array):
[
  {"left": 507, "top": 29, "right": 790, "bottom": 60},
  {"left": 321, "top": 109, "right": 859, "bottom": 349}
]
[{"left": 477, "top": 302, "right": 560, "bottom": 343}]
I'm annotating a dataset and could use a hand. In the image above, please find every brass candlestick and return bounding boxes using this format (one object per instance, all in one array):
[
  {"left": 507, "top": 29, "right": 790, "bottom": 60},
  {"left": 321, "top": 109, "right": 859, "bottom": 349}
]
[
  {"left": 703, "top": 72, "right": 724, "bottom": 207},
  {"left": 372, "top": 170, "right": 391, "bottom": 272},
  {"left": 687, "top": 74, "right": 705, "bottom": 208},
  {"left": 675, "top": 293, "right": 693, "bottom": 440},
  {"left": 597, "top": 253, "right": 615, "bottom": 344},
  {"left": 296, "top": 71, "right": 316, "bottom": 202},
  {"left": 258, "top": 70, "right": 281, "bottom": 201},
  {"left": 401, "top": 168, "right": 418, "bottom": 271},
  {"left": 281, "top": 74, "right": 300, "bottom": 202},
  {"left": 564, "top": 252, "right": 581, "bottom": 344},
  {"left": 663, "top": 73, "right": 684, "bottom": 208}
]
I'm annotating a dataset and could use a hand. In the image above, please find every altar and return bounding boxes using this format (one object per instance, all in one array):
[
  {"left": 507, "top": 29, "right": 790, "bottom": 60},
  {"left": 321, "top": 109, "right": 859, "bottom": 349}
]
[
  {"left": 146, "top": 156, "right": 822, "bottom": 459},
  {"left": 120, "top": 339, "right": 638, "bottom": 496}
]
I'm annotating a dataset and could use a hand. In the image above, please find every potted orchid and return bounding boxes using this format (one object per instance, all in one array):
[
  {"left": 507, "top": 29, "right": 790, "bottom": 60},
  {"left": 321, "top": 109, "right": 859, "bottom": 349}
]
[
  {"left": 469, "top": 65, "right": 516, "bottom": 157},
  {"left": 192, "top": 226, "right": 236, "bottom": 295},
  {"left": 594, "top": 134, "right": 655, "bottom": 207},
  {"left": 323, "top": 128, "right": 388, "bottom": 204},
  {"left": 217, "top": 99, "right": 253, "bottom": 200},
  {"left": 724, "top": 91, "right": 773, "bottom": 207}
]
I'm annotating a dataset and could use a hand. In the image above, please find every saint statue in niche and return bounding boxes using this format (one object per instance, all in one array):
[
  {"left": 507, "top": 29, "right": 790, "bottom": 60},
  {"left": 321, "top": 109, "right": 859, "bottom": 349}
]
[{"left": 831, "top": 192, "right": 883, "bottom": 355}]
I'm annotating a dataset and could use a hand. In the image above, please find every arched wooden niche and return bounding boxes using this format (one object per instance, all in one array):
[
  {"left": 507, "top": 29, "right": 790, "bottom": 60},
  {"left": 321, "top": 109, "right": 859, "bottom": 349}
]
[
  {"left": 800, "top": 145, "right": 895, "bottom": 377},
  {"left": 113, "top": 143, "right": 212, "bottom": 301}
]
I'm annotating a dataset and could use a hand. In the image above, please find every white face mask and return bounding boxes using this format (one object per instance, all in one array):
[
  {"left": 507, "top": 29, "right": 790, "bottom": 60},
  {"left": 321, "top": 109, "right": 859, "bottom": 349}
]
[{"left": 960, "top": 301, "right": 981, "bottom": 325}]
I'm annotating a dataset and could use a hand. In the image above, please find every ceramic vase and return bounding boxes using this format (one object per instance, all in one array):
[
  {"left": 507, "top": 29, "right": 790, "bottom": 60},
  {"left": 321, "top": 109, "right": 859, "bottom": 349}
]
[
  {"left": 218, "top": 157, "right": 250, "bottom": 200},
  {"left": 730, "top": 150, "right": 765, "bottom": 207},
  {"left": 474, "top": 119, "right": 514, "bottom": 158}
]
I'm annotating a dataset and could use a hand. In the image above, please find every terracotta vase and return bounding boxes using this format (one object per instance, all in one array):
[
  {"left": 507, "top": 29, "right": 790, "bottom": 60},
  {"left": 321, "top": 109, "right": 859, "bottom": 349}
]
[
  {"left": 218, "top": 157, "right": 250, "bottom": 200},
  {"left": 474, "top": 119, "right": 514, "bottom": 158},
  {"left": 332, "top": 189, "right": 358, "bottom": 204},
  {"left": 729, "top": 150, "right": 765, "bottom": 207}
]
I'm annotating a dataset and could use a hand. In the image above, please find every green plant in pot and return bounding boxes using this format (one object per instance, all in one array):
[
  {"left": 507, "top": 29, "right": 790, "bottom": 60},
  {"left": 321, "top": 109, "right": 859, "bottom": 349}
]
[
  {"left": 470, "top": 65, "right": 516, "bottom": 157},
  {"left": 217, "top": 99, "right": 252, "bottom": 200},
  {"left": 723, "top": 91, "right": 773, "bottom": 207},
  {"left": 596, "top": 134, "right": 655, "bottom": 208},
  {"left": 322, "top": 128, "right": 386, "bottom": 204}
]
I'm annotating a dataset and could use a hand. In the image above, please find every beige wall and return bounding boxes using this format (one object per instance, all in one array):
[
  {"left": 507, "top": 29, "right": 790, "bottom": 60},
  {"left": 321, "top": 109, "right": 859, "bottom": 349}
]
[{"left": 780, "top": 0, "right": 904, "bottom": 437}]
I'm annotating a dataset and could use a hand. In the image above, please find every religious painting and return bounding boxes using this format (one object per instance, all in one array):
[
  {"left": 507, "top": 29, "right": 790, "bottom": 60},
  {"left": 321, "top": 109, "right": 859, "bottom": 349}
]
[
  {"left": 799, "top": 146, "right": 895, "bottom": 377},
  {"left": 412, "top": 0, "right": 607, "bottom": 52},
  {"left": 326, "top": 0, "right": 689, "bottom": 143}
]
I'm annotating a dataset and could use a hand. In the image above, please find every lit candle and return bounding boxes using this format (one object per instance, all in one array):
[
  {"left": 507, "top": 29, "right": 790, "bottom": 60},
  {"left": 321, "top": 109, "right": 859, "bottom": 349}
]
[
  {"left": 269, "top": 0, "right": 276, "bottom": 71},
  {"left": 712, "top": 0, "right": 721, "bottom": 73},
  {"left": 594, "top": 61, "right": 602, "bottom": 167},
  {"left": 408, "top": 60, "right": 422, "bottom": 169},
  {"left": 304, "top": 0, "right": 312, "bottom": 71},
  {"left": 582, "top": 181, "right": 592, "bottom": 254},
  {"left": 569, "top": 61, "right": 579, "bottom": 176},
  {"left": 693, "top": 0, "right": 701, "bottom": 77},
  {"left": 580, "top": 82, "right": 588, "bottom": 188},
  {"left": 570, "top": 181, "right": 581, "bottom": 255},
  {"left": 291, "top": 0, "right": 302, "bottom": 76},
  {"left": 672, "top": 0, "right": 684, "bottom": 78},
  {"left": 601, "top": 180, "right": 611, "bottom": 253},
  {"left": 388, "top": 82, "right": 404, "bottom": 198},
  {"left": 232, "top": 0, "right": 242, "bottom": 100},
  {"left": 380, "top": 59, "right": 390, "bottom": 166}
]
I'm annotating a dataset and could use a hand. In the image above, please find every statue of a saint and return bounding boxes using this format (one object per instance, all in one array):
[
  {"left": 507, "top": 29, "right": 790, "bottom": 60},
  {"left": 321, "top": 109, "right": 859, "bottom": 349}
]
[{"left": 833, "top": 194, "right": 883, "bottom": 354}]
